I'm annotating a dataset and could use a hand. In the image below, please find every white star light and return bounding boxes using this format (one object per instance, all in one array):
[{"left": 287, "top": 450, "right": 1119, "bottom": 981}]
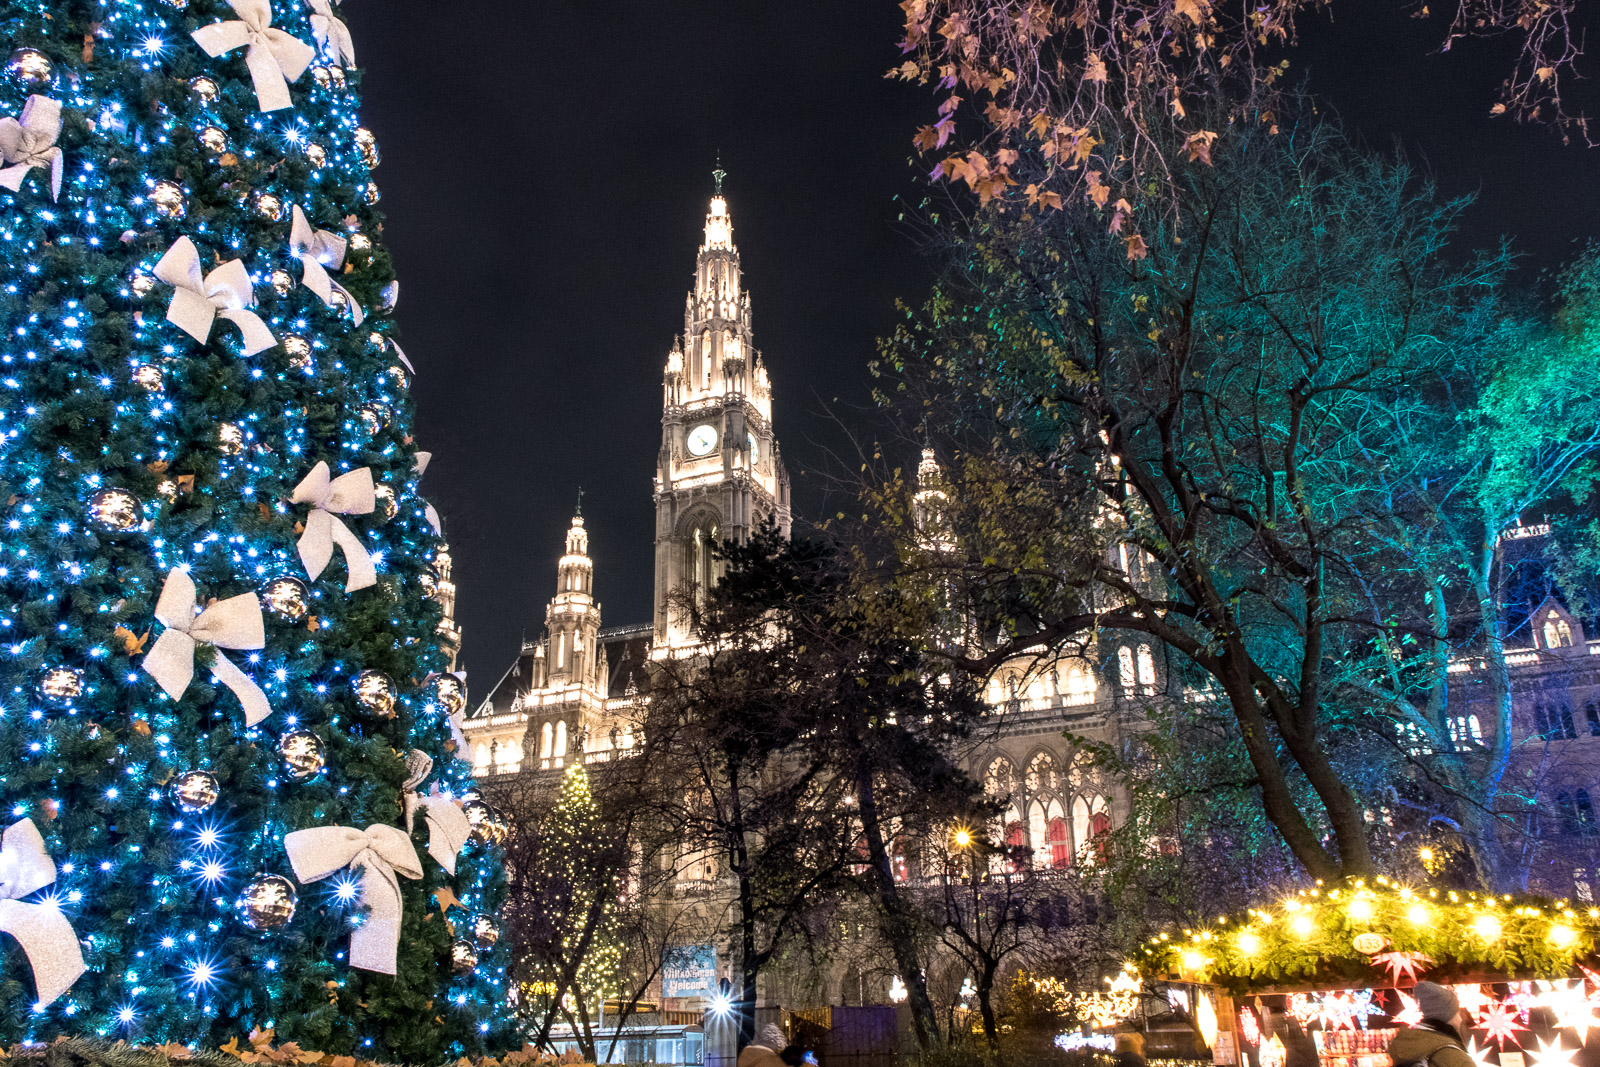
[
  {"left": 1540, "top": 981, "right": 1598, "bottom": 1045},
  {"left": 1463, "top": 1038, "right": 1497, "bottom": 1067},
  {"left": 1526, "top": 1036, "right": 1578, "bottom": 1067}
]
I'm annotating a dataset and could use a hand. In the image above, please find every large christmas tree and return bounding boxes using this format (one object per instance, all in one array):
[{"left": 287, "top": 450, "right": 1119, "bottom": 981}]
[{"left": 0, "top": 0, "right": 510, "bottom": 1057}]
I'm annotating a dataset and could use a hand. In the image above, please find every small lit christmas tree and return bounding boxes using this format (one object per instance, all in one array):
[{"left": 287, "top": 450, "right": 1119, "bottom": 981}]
[
  {"left": 535, "top": 765, "right": 622, "bottom": 1050},
  {"left": 0, "top": 0, "right": 510, "bottom": 1057}
]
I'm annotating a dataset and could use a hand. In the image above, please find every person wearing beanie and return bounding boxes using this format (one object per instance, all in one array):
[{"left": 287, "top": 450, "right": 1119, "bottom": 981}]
[
  {"left": 1388, "top": 982, "right": 1475, "bottom": 1067},
  {"left": 738, "top": 1024, "right": 789, "bottom": 1067}
]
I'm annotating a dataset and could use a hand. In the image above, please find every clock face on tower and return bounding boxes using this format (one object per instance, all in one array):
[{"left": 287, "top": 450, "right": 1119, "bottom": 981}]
[
  {"left": 748, "top": 432, "right": 759, "bottom": 461},
  {"left": 686, "top": 424, "right": 719, "bottom": 457}
]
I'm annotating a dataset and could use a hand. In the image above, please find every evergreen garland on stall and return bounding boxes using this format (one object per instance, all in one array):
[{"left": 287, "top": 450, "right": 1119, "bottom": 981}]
[{"left": 0, "top": 0, "right": 512, "bottom": 1058}]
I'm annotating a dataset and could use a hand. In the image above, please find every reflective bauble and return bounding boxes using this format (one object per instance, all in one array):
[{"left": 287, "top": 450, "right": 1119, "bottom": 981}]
[
  {"left": 464, "top": 799, "right": 492, "bottom": 843},
  {"left": 373, "top": 483, "right": 397, "bottom": 522},
  {"left": 451, "top": 938, "right": 478, "bottom": 975},
  {"left": 189, "top": 76, "right": 219, "bottom": 102},
  {"left": 155, "top": 479, "right": 179, "bottom": 502},
  {"left": 260, "top": 576, "right": 310, "bottom": 621},
  {"left": 129, "top": 273, "right": 156, "bottom": 299},
  {"left": 359, "top": 404, "right": 386, "bottom": 434},
  {"left": 354, "top": 127, "right": 379, "bottom": 168},
  {"left": 236, "top": 874, "right": 297, "bottom": 930},
  {"left": 198, "top": 125, "right": 228, "bottom": 154},
  {"left": 218, "top": 422, "right": 245, "bottom": 455},
  {"left": 311, "top": 66, "right": 332, "bottom": 88},
  {"left": 279, "top": 729, "right": 326, "bottom": 779},
  {"left": 88, "top": 487, "right": 143, "bottom": 533},
  {"left": 270, "top": 269, "right": 294, "bottom": 297},
  {"left": 6, "top": 48, "right": 53, "bottom": 88},
  {"left": 131, "top": 363, "right": 164, "bottom": 392},
  {"left": 39, "top": 666, "right": 82, "bottom": 702},
  {"left": 384, "top": 364, "right": 409, "bottom": 392},
  {"left": 379, "top": 281, "right": 399, "bottom": 310},
  {"left": 170, "top": 769, "right": 220, "bottom": 813},
  {"left": 328, "top": 66, "right": 347, "bottom": 88},
  {"left": 362, "top": 181, "right": 380, "bottom": 205},
  {"left": 353, "top": 669, "right": 396, "bottom": 717},
  {"left": 418, "top": 571, "right": 438, "bottom": 599},
  {"left": 427, "top": 673, "right": 467, "bottom": 716},
  {"left": 254, "top": 192, "right": 284, "bottom": 221},
  {"left": 304, "top": 143, "right": 327, "bottom": 168},
  {"left": 348, "top": 232, "right": 371, "bottom": 253},
  {"left": 281, "top": 334, "right": 312, "bottom": 370},
  {"left": 472, "top": 915, "right": 500, "bottom": 948},
  {"left": 327, "top": 286, "right": 348, "bottom": 312},
  {"left": 150, "top": 181, "right": 187, "bottom": 219}
]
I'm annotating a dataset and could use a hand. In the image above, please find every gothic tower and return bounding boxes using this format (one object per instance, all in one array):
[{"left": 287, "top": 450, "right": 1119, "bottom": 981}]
[{"left": 654, "top": 180, "right": 792, "bottom": 646}]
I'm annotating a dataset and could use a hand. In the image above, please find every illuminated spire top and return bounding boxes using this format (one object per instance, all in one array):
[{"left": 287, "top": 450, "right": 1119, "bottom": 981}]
[{"left": 713, "top": 158, "right": 726, "bottom": 196}]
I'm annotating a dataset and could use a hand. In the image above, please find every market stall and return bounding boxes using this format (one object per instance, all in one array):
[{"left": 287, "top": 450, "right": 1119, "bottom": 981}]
[{"left": 1138, "top": 880, "right": 1600, "bottom": 1067}]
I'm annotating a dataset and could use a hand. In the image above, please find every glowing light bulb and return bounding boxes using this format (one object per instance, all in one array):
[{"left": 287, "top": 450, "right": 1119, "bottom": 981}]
[
  {"left": 1473, "top": 914, "right": 1502, "bottom": 941},
  {"left": 1181, "top": 949, "right": 1206, "bottom": 972},
  {"left": 1408, "top": 903, "right": 1432, "bottom": 926},
  {"left": 1291, "top": 914, "right": 1314, "bottom": 938},
  {"left": 952, "top": 828, "right": 972, "bottom": 849},
  {"left": 1237, "top": 931, "right": 1262, "bottom": 955},
  {"left": 1548, "top": 924, "right": 1577, "bottom": 949},
  {"left": 1349, "top": 897, "right": 1374, "bottom": 922}
]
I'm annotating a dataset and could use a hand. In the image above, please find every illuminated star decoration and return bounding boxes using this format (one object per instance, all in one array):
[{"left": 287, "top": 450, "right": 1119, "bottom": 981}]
[
  {"left": 1463, "top": 1037, "right": 1498, "bottom": 1067},
  {"left": 1239, "top": 1006, "right": 1262, "bottom": 1048},
  {"left": 1537, "top": 980, "right": 1598, "bottom": 1045},
  {"left": 1478, "top": 1002, "right": 1530, "bottom": 1049},
  {"left": 1287, "top": 993, "right": 1318, "bottom": 1026},
  {"left": 1454, "top": 984, "right": 1494, "bottom": 1021},
  {"left": 1392, "top": 991, "right": 1424, "bottom": 1028},
  {"left": 1319, "top": 990, "right": 1386, "bottom": 1031},
  {"left": 1526, "top": 1036, "right": 1578, "bottom": 1067},
  {"left": 1374, "top": 950, "right": 1434, "bottom": 985}
]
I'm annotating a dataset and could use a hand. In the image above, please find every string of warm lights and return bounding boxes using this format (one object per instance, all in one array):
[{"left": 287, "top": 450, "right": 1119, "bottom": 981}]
[{"left": 1138, "top": 879, "right": 1600, "bottom": 990}]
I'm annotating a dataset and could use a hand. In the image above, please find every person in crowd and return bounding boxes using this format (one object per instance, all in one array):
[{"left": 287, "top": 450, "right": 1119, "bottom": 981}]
[
  {"left": 1113, "top": 1029, "right": 1147, "bottom": 1067},
  {"left": 1387, "top": 982, "right": 1475, "bottom": 1067},
  {"left": 738, "top": 1024, "right": 789, "bottom": 1067}
]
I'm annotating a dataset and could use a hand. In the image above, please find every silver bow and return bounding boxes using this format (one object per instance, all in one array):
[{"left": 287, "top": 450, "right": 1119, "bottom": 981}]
[
  {"left": 306, "top": 0, "right": 354, "bottom": 66},
  {"left": 153, "top": 237, "right": 277, "bottom": 356},
  {"left": 143, "top": 568, "right": 273, "bottom": 725},
  {"left": 284, "top": 824, "right": 422, "bottom": 974},
  {"left": 0, "top": 95, "right": 63, "bottom": 201},
  {"left": 414, "top": 451, "right": 442, "bottom": 536},
  {"left": 288, "top": 205, "right": 365, "bottom": 325},
  {"left": 0, "top": 819, "right": 85, "bottom": 1007},
  {"left": 191, "top": 0, "right": 315, "bottom": 113},
  {"left": 293, "top": 461, "right": 377, "bottom": 592},
  {"left": 402, "top": 751, "right": 471, "bottom": 875}
]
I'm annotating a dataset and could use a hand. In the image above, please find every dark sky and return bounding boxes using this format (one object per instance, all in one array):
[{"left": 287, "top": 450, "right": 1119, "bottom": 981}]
[{"left": 351, "top": 1, "right": 1600, "bottom": 682}]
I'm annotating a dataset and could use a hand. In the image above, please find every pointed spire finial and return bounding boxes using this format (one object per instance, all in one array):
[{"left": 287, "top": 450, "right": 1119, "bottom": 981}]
[
  {"left": 575, "top": 486, "right": 584, "bottom": 516},
  {"left": 712, "top": 154, "right": 726, "bottom": 196}
]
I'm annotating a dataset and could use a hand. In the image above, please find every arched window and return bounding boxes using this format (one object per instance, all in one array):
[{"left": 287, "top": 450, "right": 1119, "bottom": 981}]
[
  {"left": 554, "top": 719, "right": 568, "bottom": 759},
  {"left": 1118, "top": 647, "right": 1135, "bottom": 692},
  {"left": 1026, "top": 752, "right": 1057, "bottom": 792},
  {"left": 1047, "top": 818, "right": 1070, "bottom": 869},
  {"left": 1545, "top": 612, "right": 1574, "bottom": 648},
  {"left": 1136, "top": 644, "right": 1156, "bottom": 686},
  {"left": 890, "top": 839, "right": 911, "bottom": 882},
  {"left": 1004, "top": 820, "right": 1029, "bottom": 873},
  {"left": 1074, "top": 795, "right": 1111, "bottom": 865},
  {"left": 1028, "top": 801, "right": 1049, "bottom": 866},
  {"left": 984, "top": 758, "right": 1013, "bottom": 796},
  {"left": 539, "top": 721, "right": 554, "bottom": 759},
  {"left": 474, "top": 742, "right": 490, "bottom": 770},
  {"left": 689, "top": 518, "right": 720, "bottom": 607}
]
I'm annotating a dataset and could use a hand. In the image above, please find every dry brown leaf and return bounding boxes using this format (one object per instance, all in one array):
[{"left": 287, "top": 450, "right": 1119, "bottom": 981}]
[
  {"left": 114, "top": 625, "right": 150, "bottom": 655},
  {"left": 434, "top": 886, "right": 463, "bottom": 912}
]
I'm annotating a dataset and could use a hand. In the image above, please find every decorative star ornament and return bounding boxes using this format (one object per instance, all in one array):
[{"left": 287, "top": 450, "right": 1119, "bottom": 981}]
[
  {"left": 1479, "top": 1002, "right": 1530, "bottom": 1049},
  {"left": 1539, "top": 980, "right": 1598, "bottom": 1045},
  {"left": 1374, "top": 950, "right": 1434, "bottom": 985},
  {"left": 1526, "top": 1036, "right": 1578, "bottom": 1067},
  {"left": 1463, "top": 1038, "right": 1497, "bottom": 1067},
  {"left": 1392, "top": 991, "right": 1424, "bottom": 1027},
  {"left": 1454, "top": 984, "right": 1494, "bottom": 1021}
]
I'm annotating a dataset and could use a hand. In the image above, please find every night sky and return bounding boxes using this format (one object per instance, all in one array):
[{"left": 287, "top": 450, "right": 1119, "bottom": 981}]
[{"left": 350, "top": 1, "right": 1600, "bottom": 681}]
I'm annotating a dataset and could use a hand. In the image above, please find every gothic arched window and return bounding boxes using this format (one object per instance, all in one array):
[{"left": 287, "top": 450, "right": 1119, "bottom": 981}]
[
  {"left": 554, "top": 719, "right": 568, "bottom": 760},
  {"left": 539, "top": 721, "right": 554, "bottom": 759},
  {"left": 689, "top": 517, "right": 720, "bottom": 607}
]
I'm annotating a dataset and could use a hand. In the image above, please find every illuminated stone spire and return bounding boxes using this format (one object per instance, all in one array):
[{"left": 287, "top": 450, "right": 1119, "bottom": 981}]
[
  {"left": 654, "top": 175, "right": 792, "bottom": 647},
  {"left": 545, "top": 510, "right": 602, "bottom": 692}
]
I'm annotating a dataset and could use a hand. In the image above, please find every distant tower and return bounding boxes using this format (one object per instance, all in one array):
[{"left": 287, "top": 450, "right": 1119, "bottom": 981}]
[
  {"left": 435, "top": 545, "right": 461, "bottom": 671},
  {"left": 543, "top": 508, "right": 605, "bottom": 697},
  {"left": 654, "top": 177, "right": 791, "bottom": 646}
]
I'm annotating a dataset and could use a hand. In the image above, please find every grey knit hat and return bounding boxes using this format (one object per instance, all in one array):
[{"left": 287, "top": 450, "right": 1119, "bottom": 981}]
[
  {"left": 758, "top": 1024, "right": 788, "bottom": 1050},
  {"left": 1414, "top": 981, "right": 1459, "bottom": 1022}
]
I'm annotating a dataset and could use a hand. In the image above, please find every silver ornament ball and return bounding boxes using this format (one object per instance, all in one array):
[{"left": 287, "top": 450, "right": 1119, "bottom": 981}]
[
  {"left": 279, "top": 729, "right": 326, "bottom": 780},
  {"left": 260, "top": 576, "right": 310, "bottom": 621},
  {"left": 39, "top": 666, "right": 83, "bottom": 702},
  {"left": 170, "top": 769, "right": 220, "bottom": 813},
  {"left": 353, "top": 669, "right": 397, "bottom": 717},
  {"left": 451, "top": 938, "right": 478, "bottom": 975},
  {"left": 88, "top": 487, "right": 143, "bottom": 533},
  {"left": 6, "top": 48, "right": 52, "bottom": 88},
  {"left": 236, "top": 874, "right": 297, "bottom": 931}
]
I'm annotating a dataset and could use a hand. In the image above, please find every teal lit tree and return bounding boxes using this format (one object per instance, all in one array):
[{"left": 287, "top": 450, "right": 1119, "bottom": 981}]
[{"left": 0, "top": 0, "right": 511, "bottom": 1057}]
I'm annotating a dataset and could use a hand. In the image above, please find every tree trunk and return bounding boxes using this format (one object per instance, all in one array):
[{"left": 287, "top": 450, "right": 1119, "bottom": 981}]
[
  {"left": 856, "top": 765, "right": 941, "bottom": 1048},
  {"left": 730, "top": 763, "right": 760, "bottom": 1051}
]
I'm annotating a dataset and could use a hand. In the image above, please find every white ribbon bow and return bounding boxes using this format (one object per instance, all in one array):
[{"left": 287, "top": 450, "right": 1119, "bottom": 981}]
[
  {"left": 289, "top": 205, "right": 365, "bottom": 325},
  {"left": 191, "top": 0, "right": 315, "bottom": 113},
  {"left": 0, "top": 95, "right": 63, "bottom": 201},
  {"left": 284, "top": 824, "right": 422, "bottom": 974},
  {"left": 414, "top": 451, "right": 442, "bottom": 536},
  {"left": 143, "top": 568, "right": 273, "bottom": 725},
  {"left": 293, "top": 461, "right": 377, "bottom": 592},
  {"left": 0, "top": 819, "right": 85, "bottom": 1007},
  {"left": 402, "top": 751, "right": 471, "bottom": 876},
  {"left": 153, "top": 237, "right": 277, "bottom": 356},
  {"left": 306, "top": 0, "right": 355, "bottom": 66}
]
